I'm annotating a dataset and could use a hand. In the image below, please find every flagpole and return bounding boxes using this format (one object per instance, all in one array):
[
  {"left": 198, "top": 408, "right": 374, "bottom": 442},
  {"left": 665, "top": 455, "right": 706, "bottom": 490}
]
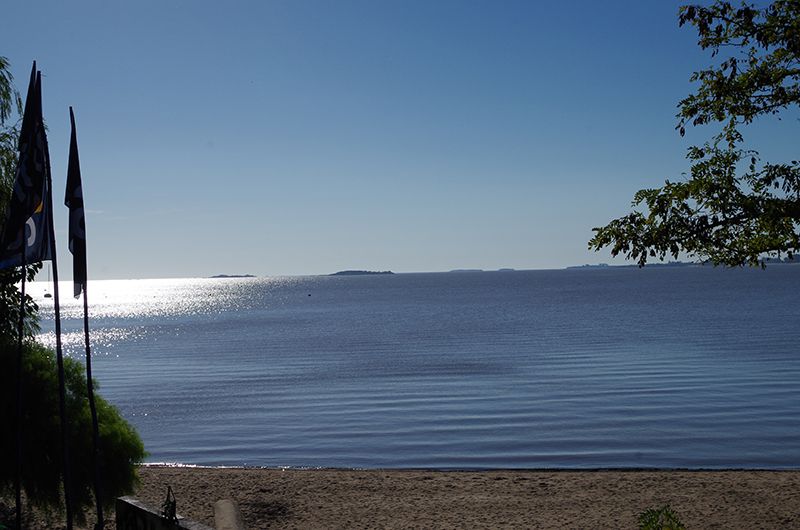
[
  {"left": 0, "top": 61, "right": 58, "bottom": 529},
  {"left": 83, "top": 278, "right": 104, "bottom": 529},
  {"left": 9, "top": 63, "right": 38, "bottom": 530},
  {"left": 49, "top": 226, "right": 73, "bottom": 530},
  {"left": 14, "top": 240, "right": 27, "bottom": 530},
  {"left": 41, "top": 73, "right": 73, "bottom": 530},
  {"left": 69, "top": 106, "right": 104, "bottom": 530}
]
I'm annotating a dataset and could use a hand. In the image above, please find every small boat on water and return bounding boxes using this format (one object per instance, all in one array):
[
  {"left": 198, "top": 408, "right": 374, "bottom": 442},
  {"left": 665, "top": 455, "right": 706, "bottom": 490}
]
[{"left": 43, "top": 264, "right": 52, "bottom": 298}]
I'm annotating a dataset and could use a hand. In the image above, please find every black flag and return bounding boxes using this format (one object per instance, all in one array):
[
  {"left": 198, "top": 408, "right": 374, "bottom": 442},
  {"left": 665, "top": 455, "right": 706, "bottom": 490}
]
[
  {"left": 66, "top": 107, "right": 104, "bottom": 528},
  {"left": 65, "top": 107, "right": 86, "bottom": 297},
  {"left": 0, "top": 63, "right": 52, "bottom": 269}
]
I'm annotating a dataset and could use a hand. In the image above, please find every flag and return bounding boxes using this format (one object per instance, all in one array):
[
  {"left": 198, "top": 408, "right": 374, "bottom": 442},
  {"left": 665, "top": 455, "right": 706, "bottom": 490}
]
[
  {"left": 0, "top": 64, "right": 52, "bottom": 269},
  {"left": 65, "top": 107, "right": 86, "bottom": 297}
]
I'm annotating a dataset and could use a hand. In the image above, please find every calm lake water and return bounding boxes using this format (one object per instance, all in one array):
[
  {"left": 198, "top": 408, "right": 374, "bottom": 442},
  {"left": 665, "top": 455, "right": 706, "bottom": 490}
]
[{"left": 30, "top": 267, "right": 800, "bottom": 469}]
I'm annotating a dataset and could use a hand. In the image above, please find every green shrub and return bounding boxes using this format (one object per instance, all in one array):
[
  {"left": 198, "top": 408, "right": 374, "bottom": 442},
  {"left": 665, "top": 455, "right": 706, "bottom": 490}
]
[
  {"left": 0, "top": 339, "right": 146, "bottom": 523},
  {"left": 638, "top": 504, "right": 686, "bottom": 530}
]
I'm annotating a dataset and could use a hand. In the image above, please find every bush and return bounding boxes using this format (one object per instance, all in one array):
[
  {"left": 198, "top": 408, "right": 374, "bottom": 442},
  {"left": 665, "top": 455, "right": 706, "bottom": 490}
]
[
  {"left": 638, "top": 504, "right": 686, "bottom": 530},
  {"left": 0, "top": 339, "right": 146, "bottom": 524}
]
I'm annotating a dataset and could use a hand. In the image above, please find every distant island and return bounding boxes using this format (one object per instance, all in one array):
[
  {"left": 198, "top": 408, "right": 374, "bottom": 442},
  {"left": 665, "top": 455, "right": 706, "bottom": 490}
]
[
  {"left": 330, "top": 270, "right": 394, "bottom": 276},
  {"left": 449, "top": 268, "right": 516, "bottom": 273},
  {"left": 209, "top": 274, "right": 256, "bottom": 278}
]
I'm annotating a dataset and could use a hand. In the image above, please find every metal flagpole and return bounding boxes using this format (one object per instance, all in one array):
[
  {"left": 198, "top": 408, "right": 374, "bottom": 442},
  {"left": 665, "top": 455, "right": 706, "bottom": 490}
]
[
  {"left": 14, "top": 239, "right": 27, "bottom": 530},
  {"left": 69, "top": 106, "right": 104, "bottom": 529},
  {"left": 41, "top": 77, "right": 73, "bottom": 530},
  {"left": 83, "top": 280, "right": 104, "bottom": 529},
  {"left": 1, "top": 62, "right": 57, "bottom": 530},
  {"left": 49, "top": 221, "right": 73, "bottom": 530}
]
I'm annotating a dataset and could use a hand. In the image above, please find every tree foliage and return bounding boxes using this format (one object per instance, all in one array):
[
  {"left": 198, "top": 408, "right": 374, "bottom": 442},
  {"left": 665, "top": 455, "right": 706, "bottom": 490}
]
[
  {"left": 0, "top": 56, "right": 40, "bottom": 338},
  {"left": 0, "top": 56, "right": 21, "bottom": 127},
  {"left": 0, "top": 56, "right": 22, "bottom": 223},
  {"left": 589, "top": 1, "right": 800, "bottom": 267},
  {"left": 0, "top": 341, "right": 146, "bottom": 524}
]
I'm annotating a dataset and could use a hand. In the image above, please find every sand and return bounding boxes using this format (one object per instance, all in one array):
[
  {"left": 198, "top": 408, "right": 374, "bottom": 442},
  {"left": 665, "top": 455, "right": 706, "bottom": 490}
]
[
  {"left": 8, "top": 467, "right": 800, "bottom": 528},
  {"left": 102, "top": 467, "right": 800, "bottom": 529}
]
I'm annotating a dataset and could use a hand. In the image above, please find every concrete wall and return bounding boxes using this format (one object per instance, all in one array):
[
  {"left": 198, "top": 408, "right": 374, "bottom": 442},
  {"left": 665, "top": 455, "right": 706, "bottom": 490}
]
[
  {"left": 213, "top": 500, "right": 245, "bottom": 530},
  {"left": 116, "top": 497, "right": 214, "bottom": 530}
]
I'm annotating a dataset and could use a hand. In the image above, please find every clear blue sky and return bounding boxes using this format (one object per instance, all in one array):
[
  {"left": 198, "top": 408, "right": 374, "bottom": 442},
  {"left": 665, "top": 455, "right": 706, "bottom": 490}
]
[{"left": 3, "top": 1, "right": 787, "bottom": 279}]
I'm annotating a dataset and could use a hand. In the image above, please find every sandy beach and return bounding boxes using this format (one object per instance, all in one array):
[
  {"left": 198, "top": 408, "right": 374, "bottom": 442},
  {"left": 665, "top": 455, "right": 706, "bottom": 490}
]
[
  {"left": 9, "top": 466, "right": 800, "bottom": 528},
  {"left": 55, "top": 466, "right": 794, "bottom": 529}
]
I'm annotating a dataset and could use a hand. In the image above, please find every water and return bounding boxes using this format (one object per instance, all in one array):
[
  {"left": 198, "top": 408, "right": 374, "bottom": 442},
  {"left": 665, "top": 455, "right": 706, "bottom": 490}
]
[{"left": 30, "top": 267, "right": 800, "bottom": 469}]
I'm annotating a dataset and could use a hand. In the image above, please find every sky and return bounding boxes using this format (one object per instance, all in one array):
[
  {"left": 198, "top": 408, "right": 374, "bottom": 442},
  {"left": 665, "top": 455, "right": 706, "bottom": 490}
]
[{"left": 2, "top": 1, "right": 791, "bottom": 279}]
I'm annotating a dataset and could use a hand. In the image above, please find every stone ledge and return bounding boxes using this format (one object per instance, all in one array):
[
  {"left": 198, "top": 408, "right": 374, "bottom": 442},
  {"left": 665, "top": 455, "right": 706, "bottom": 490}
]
[{"left": 116, "top": 496, "right": 214, "bottom": 530}]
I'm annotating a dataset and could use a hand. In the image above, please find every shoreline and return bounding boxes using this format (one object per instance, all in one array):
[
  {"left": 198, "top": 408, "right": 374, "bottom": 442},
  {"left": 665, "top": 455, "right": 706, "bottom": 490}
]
[{"left": 142, "top": 462, "right": 800, "bottom": 472}]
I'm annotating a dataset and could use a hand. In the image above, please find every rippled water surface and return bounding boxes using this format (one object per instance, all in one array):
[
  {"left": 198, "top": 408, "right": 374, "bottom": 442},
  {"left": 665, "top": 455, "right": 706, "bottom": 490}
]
[{"left": 30, "top": 267, "right": 800, "bottom": 468}]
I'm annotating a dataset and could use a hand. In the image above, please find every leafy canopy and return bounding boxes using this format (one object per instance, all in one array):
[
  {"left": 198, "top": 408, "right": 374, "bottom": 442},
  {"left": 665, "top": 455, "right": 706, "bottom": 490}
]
[
  {"left": 0, "top": 340, "right": 146, "bottom": 524},
  {"left": 0, "top": 56, "right": 41, "bottom": 338},
  {"left": 589, "top": 1, "right": 800, "bottom": 267}
]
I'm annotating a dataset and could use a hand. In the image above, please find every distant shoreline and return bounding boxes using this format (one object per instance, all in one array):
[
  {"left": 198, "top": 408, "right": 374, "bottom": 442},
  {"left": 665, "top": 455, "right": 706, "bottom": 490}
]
[
  {"left": 26, "top": 262, "right": 800, "bottom": 285},
  {"left": 566, "top": 261, "right": 698, "bottom": 269},
  {"left": 330, "top": 270, "right": 394, "bottom": 276},
  {"left": 568, "top": 258, "right": 800, "bottom": 269}
]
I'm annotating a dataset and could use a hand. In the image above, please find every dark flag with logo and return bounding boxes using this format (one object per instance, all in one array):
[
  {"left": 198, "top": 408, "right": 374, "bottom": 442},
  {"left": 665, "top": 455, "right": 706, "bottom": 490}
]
[
  {"left": 0, "top": 63, "right": 52, "bottom": 269},
  {"left": 65, "top": 107, "right": 86, "bottom": 297}
]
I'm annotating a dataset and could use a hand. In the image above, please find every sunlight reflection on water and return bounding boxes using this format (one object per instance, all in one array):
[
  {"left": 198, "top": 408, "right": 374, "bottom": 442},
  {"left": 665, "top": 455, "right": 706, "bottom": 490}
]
[
  {"left": 31, "top": 277, "right": 300, "bottom": 357},
  {"left": 30, "top": 277, "right": 281, "bottom": 319}
]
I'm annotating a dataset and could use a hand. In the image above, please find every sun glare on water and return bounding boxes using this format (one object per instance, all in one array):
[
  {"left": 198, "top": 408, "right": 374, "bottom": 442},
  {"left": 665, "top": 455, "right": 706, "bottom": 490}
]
[{"left": 27, "top": 276, "right": 284, "bottom": 357}]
